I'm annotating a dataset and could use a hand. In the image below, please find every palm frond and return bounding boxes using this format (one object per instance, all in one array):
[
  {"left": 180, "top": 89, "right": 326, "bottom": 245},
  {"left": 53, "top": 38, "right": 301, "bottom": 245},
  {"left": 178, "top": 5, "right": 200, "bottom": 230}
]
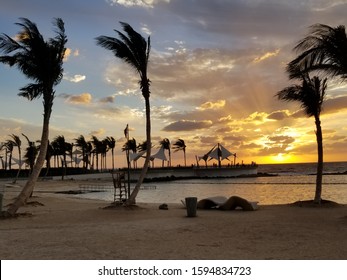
[
  {"left": 18, "top": 83, "right": 44, "bottom": 100},
  {"left": 288, "top": 23, "right": 347, "bottom": 79}
]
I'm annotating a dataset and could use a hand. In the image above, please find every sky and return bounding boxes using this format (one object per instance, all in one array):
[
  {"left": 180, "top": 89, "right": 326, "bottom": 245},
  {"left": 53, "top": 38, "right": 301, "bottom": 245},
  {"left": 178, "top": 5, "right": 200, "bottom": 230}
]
[{"left": 1, "top": 0, "right": 347, "bottom": 168}]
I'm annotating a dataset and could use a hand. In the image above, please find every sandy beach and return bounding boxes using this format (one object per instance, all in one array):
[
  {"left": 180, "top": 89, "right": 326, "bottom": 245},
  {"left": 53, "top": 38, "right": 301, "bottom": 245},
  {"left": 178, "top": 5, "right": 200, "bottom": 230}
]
[{"left": 0, "top": 179, "right": 346, "bottom": 260}]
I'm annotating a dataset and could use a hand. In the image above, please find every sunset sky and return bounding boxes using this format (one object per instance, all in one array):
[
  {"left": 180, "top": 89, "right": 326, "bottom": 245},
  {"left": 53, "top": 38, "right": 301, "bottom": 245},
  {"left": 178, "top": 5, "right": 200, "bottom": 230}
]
[{"left": 1, "top": 0, "right": 347, "bottom": 168}]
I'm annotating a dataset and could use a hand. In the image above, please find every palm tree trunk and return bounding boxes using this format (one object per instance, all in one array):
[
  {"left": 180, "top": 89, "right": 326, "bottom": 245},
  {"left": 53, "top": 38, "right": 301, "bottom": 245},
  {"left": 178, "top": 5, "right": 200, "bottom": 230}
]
[
  {"left": 314, "top": 116, "right": 323, "bottom": 204},
  {"left": 126, "top": 96, "right": 151, "bottom": 205},
  {"left": 6, "top": 105, "right": 51, "bottom": 216}
]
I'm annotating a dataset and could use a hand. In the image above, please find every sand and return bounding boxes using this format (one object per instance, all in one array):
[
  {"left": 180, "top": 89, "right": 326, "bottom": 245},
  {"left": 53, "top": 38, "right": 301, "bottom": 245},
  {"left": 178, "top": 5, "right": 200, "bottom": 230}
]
[{"left": 0, "top": 178, "right": 346, "bottom": 260}]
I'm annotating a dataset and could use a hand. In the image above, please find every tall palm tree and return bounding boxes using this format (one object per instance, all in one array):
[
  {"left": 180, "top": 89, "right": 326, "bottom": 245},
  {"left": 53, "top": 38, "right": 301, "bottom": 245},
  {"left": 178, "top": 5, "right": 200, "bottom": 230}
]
[
  {"left": 172, "top": 139, "right": 187, "bottom": 167},
  {"left": 276, "top": 74, "right": 327, "bottom": 204},
  {"left": 8, "top": 134, "right": 22, "bottom": 183},
  {"left": 96, "top": 22, "right": 151, "bottom": 205},
  {"left": 287, "top": 24, "right": 347, "bottom": 80},
  {"left": 0, "top": 18, "right": 67, "bottom": 216},
  {"left": 159, "top": 138, "right": 171, "bottom": 167}
]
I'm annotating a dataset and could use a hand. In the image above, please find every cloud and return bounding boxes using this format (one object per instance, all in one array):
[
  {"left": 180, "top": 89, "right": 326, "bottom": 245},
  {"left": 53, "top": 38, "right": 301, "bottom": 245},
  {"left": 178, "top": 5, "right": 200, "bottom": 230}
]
[
  {"left": 63, "top": 74, "right": 86, "bottom": 83},
  {"left": 253, "top": 49, "right": 280, "bottom": 63},
  {"left": 89, "top": 128, "right": 106, "bottom": 137},
  {"left": 63, "top": 48, "right": 80, "bottom": 61},
  {"left": 162, "top": 120, "right": 213, "bottom": 131},
  {"left": 99, "top": 96, "right": 115, "bottom": 103},
  {"left": 106, "top": 0, "right": 170, "bottom": 8},
  {"left": 197, "top": 100, "right": 226, "bottom": 110},
  {"left": 60, "top": 93, "right": 92, "bottom": 105},
  {"left": 267, "top": 110, "right": 290, "bottom": 121}
]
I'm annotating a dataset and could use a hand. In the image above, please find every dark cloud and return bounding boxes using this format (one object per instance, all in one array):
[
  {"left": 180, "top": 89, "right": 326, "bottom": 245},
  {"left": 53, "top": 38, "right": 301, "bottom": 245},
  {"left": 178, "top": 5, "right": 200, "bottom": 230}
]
[
  {"left": 162, "top": 120, "right": 213, "bottom": 131},
  {"left": 267, "top": 110, "right": 289, "bottom": 120},
  {"left": 99, "top": 96, "right": 115, "bottom": 103}
]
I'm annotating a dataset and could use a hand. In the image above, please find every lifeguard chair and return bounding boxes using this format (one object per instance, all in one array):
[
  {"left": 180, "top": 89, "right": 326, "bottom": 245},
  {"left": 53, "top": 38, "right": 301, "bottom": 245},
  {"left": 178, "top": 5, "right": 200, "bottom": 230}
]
[{"left": 111, "top": 172, "right": 127, "bottom": 203}]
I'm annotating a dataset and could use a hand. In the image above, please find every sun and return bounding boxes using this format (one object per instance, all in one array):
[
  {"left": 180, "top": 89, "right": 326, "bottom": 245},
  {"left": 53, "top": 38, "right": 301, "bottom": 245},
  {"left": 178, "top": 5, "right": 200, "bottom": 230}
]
[{"left": 269, "top": 153, "right": 297, "bottom": 163}]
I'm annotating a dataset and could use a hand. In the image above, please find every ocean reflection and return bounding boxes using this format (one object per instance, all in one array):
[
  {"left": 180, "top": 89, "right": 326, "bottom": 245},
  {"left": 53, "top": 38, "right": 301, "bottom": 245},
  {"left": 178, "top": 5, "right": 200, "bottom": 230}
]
[{"left": 77, "top": 174, "right": 347, "bottom": 205}]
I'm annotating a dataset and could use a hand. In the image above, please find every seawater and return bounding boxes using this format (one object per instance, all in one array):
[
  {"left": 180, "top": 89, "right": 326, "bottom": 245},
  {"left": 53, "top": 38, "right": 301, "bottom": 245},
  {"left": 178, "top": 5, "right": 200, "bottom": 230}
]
[{"left": 77, "top": 162, "right": 347, "bottom": 205}]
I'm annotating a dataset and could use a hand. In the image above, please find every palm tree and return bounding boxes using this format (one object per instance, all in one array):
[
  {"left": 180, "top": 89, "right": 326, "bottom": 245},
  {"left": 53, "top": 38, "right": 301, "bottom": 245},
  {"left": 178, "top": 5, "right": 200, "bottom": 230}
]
[
  {"left": 8, "top": 134, "right": 22, "bottom": 183},
  {"left": 96, "top": 22, "right": 151, "bottom": 205},
  {"left": 21, "top": 133, "right": 38, "bottom": 174},
  {"left": 122, "top": 138, "right": 137, "bottom": 168},
  {"left": 159, "top": 138, "right": 171, "bottom": 167},
  {"left": 3, "top": 140, "right": 14, "bottom": 171},
  {"left": 172, "top": 139, "right": 187, "bottom": 167},
  {"left": 51, "top": 135, "right": 69, "bottom": 180},
  {"left": 91, "top": 136, "right": 102, "bottom": 171},
  {"left": 100, "top": 138, "right": 109, "bottom": 171},
  {"left": 287, "top": 24, "right": 347, "bottom": 80},
  {"left": 105, "top": 136, "right": 116, "bottom": 171},
  {"left": 276, "top": 74, "right": 327, "bottom": 204},
  {"left": 0, "top": 18, "right": 67, "bottom": 216},
  {"left": 75, "top": 135, "right": 89, "bottom": 170}
]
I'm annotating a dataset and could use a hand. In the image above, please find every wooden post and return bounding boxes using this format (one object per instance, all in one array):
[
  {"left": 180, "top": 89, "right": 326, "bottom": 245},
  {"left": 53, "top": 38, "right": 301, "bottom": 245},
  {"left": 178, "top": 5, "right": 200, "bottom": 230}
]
[{"left": 185, "top": 197, "right": 197, "bottom": 217}]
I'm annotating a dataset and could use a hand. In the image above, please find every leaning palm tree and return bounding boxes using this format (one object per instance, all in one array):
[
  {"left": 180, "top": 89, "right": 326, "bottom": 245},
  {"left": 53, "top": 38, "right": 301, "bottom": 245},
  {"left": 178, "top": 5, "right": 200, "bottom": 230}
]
[
  {"left": 0, "top": 18, "right": 67, "bottom": 216},
  {"left": 96, "top": 22, "right": 151, "bottom": 205},
  {"left": 276, "top": 74, "right": 327, "bottom": 204},
  {"left": 287, "top": 24, "right": 347, "bottom": 80},
  {"left": 172, "top": 139, "right": 187, "bottom": 167}
]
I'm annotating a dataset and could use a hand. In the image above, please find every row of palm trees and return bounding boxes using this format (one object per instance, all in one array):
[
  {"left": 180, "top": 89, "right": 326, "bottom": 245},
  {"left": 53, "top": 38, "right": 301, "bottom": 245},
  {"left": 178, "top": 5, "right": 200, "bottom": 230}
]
[
  {"left": 0, "top": 134, "right": 116, "bottom": 174},
  {"left": 1, "top": 133, "right": 187, "bottom": 174}
]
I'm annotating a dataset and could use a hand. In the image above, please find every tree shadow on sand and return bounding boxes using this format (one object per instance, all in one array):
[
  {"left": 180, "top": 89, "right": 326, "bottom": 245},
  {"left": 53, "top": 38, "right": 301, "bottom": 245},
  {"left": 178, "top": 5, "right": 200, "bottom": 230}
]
[{"left": 291, "top": 199, "right": 342, "bottom": 208}]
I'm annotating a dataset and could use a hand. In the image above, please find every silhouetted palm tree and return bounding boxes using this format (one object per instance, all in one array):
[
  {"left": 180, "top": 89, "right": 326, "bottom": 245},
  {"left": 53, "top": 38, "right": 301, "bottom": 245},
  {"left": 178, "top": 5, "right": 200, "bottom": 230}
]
[
  {"left": 96, "top": 22, "right": 151, "bottom": 205},
  {"left": 52, "top": 135, "right": 69, "bottom": 180},
  {"left": 160, "top": 138, "right": 171, "bottom": 167},
  {"left": 21, "top": 133, "right": 38, "bottom": 174},
  {"left": 3, "top": 140, "right": 14, "bottom": 171},
  {"left": 75, "top": 135, "right": 89, "bottom": 170},
  {"left": 105, "top": 136, "right": 116, "bottom": 171},
  {"left": 100, "top": 138, "right": 109, "bottom": 171},
  {"left": 287, "top": 24, "right": 347, "bottom": 80},
  {"left": 91, "top": 136, "right": 103, "bottom": 171},
  {"left": 173, "top": 139, "right": 187, "bottom": 167},
  {"left": 0, "top": 18, "right": 67, "bottom": 216},
  {"left": 123, "top": 138, "right": 137, "bottom": 168},
  {"left": 277, "top": 74, "right": 327, "bottom": 204},
  {"left": 8, "top": 134, "right": 22, "bottom": 182}
]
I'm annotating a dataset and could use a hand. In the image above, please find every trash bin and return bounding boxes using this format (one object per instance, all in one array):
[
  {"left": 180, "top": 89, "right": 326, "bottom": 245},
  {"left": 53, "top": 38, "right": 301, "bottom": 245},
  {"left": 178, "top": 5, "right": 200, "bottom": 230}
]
[{"left": 185, "top": 197, "right": 197, "bottom": 217}]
